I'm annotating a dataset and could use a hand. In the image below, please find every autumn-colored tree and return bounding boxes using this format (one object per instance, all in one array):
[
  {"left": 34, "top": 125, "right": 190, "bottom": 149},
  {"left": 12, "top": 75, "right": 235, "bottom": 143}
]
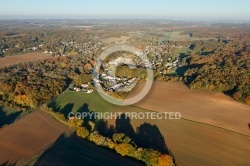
[
  {"left": 60, "top": 62, "right": 68, "bottom": 68},
  {"left": 89, "top": 132, "right": 106, "bottom": 145},
  {"left": 115, "top": 143, "right": 130, "bottom": 156},
  {"left": 142, "top": 149, "right": 161, "bottom": 166},
  {"left": 245, "top": 96, "right": 250, "bottom": 105},
  {"left": 68, "top": 118, "right": 83, "bottom": 128},
  {"left": 14, "top": 94, "right": 37, "bottom": 108},
  {"left": 107, "top": 138, "right": 115, "bottom": 149},
  {"left": 232, "top": 92, "right": 242, "bottom": 101},
  {"left": 157, "top": 154, "right": 174, "bottom": 166},
  {"left": 84, "top": 63, "right": 93, "bottom": 72},
  {"left": 112, "top": 133, "right": 125, "bottom": 143},
  {"left": 76, "top": 127, "right": 89, "bottom": 139}
]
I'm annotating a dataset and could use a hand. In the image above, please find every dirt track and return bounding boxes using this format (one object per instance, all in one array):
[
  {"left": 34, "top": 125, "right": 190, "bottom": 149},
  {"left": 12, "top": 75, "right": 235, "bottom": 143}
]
[
  {"left": 0, "top": 111, "right": 70, "bottom": 165},
  {"left": 0, "top": 52, "right": 52, "bottom": 67}
]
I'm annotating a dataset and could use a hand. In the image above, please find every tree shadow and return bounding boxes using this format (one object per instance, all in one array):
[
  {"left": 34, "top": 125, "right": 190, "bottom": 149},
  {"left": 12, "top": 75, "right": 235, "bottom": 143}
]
[
  {"left": 34, "top": 133, "right": 143, "bottom": 166},
  {"left": 47, "top": 100, "right": 74, "bottom": 118},
  {"left": 96, "top": 119, "right": 115, "bottom": 137},
  {"left": 115, "top": 115, "right": 135, "bottom": 140},
  {"left": 0, "top": 106, "right": 22, "bottom": 128},
  {"left": 176, "top": 64, "right": 203, "bottom": 77},
  {"left": 76, "top": 103, "right": 93, "bottom": 129},
  {"left": 96, "top": 114, "right": 172, "bottom": 155},
  {"left": 0, "top": 160, "right": 17, "bottom": 166},
  {"left": 135, "top": 123, "right": 168, "bottom": 154},
  {"left": 60, "top": 103, "right": 74, "bottom": 117},
  {"left": 179, "top": 53, "right": 186, "bottom": 61},
  {"left": 47, "top": 99, "right": 59, "bottom": 111}
]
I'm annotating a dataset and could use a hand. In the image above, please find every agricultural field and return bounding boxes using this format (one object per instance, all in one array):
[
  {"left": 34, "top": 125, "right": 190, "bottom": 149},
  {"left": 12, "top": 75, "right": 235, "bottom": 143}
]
[
  {"left": 108, "top": 106, "right": 250, "bottom": 166},
  {"left": 50, "top": 82, "right": 250, "bottom": 136},
  {"left": 0, "top": 111, "right": 70, "bottom": 165},
  {"left": 32, "top": 133, "right": 143, "bottom": 166},
  {"left": 132, "top": 82, "right": 250, "bottom": 136},
  {"left": 107, "top": 82, "right": 250, "bottom": 165},
  {"left": 158, "top": 31, "right": 217, "bottom": 42},
  {"left": 0, "top": 52, "right": 52, "bottom": 67},
  {"left": 47, "top": 81, "right": 250, "bottom": 165},
  {"left": 0, "top": 110, "right": 143, "bottom": 166},
  {"left": 1, "top": 2, "right": 250, "bottom": 165},
  {"left": 0, "top": 106, "right": 27, "bottom": 128},
  {"left": 101, "top": 35, "right": 131, "bottom": 44}
]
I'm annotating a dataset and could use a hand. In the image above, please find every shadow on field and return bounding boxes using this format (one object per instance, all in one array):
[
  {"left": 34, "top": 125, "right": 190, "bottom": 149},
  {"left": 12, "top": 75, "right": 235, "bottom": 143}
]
[
  {"left": 77, "top": 103, "right": 91, "bottom": 126},
  {"left": 0, "top": 160, "right": 17, "bottom": 166},
  {"left": 96, "top": 113, "right": 172, "bottom": 155},
  {"left": 42, "top": 103, "right": 175, "bottom": 164},
  {"left": 116, "top": 115, "right": 170, "bottom": 154},
  {"left": 48, "top": 100, "right": 74, "bottom": 118},
  {"left": 34, "top": 133, "right": 144, "bottom": 166},
  {"left": 136, "top": 123, "right": 169, "bottom": 154},
  {"left": 0, "top": 106, "right": 22, "bottom": 128}
]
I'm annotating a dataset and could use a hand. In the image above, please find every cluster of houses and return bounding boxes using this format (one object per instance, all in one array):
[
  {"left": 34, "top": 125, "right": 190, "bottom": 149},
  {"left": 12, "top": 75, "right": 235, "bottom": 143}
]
[
  {"left": 102, "top": 54, "right": 154, "bottom": 71},
  {"left": 108, "top": 57, "right": 135, "bottom": 66},
  {"left": 165, "top": 58, "right": 180, "bottom": 70},
  {"left": 69, "top": 83, "right": 93, "bottom": 93},
  {"left": 93, "top": 73, "right": 138, "bottom": 93}
]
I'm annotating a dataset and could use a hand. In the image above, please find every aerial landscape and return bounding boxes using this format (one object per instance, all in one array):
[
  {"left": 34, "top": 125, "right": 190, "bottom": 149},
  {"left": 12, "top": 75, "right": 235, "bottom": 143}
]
[{"left": 0, "top": 0, "right": 250, "bottom": 166}]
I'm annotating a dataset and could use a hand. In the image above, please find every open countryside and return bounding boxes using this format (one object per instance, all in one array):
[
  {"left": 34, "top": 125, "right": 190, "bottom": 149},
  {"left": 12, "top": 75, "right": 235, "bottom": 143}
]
[
  {"left": 133, "top": 82, "right": 250, "bottom": 136},
  {"left": 45, "top": 81, "right": 250, "bottom": 165},
  {"left": 0, "top": 52, "right": 52, "bottom": 67},
  {"left": 0, "top": 111, "right": 143, "bottom": 166},
  {"left": 1, "top": 2, "right": 250, "bottom": 164}
]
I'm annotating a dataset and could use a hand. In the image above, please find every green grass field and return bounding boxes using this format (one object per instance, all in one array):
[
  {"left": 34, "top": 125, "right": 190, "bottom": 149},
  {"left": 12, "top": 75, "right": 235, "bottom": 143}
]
[
  {"left": 158, "top": 31, "right": 216, "bottom": 42},
  {"left": 49, "top": 90, "right": 116, "bottom": 114}
]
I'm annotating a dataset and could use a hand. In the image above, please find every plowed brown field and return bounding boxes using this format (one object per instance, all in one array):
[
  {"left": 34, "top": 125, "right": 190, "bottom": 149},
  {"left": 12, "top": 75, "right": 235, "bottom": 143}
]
[
  {"left": 0, "top": 52, "right": 52, "bottom": 67},
  {"left": 108, "top": 82, "right": 250, "bottom": 165},
  {"left": 0, "top": 111, "right": 70, "bottom": 165},
  {"left": 129, "top": 82, "right": 250, "bottom": 136}
]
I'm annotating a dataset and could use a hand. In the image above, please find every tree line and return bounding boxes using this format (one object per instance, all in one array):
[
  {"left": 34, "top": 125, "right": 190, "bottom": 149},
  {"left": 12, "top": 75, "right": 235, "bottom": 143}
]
[{"left": 40, "top": 104, "right": 174, "bottom": 166}]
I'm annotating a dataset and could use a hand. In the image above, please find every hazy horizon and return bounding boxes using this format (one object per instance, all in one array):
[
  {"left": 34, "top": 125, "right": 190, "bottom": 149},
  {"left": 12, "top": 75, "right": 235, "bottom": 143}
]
[{"left": 1, "top": 0, "right": 250, "bottom": 21}]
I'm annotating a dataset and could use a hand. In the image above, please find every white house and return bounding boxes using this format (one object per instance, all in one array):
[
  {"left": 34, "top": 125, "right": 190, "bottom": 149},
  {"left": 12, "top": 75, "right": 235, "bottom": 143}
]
[{"left": 81, "top": 84, "right": 88, "bottom": 88}]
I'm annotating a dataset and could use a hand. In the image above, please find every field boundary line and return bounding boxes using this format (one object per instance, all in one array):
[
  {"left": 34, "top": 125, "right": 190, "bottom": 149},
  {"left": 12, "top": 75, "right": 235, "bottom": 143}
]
[{"left": 130, "top": 105, "right": 250, "bottom": 138}]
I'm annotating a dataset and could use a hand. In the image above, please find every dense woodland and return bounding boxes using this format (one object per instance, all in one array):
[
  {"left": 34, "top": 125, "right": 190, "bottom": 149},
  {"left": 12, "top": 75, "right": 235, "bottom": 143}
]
[
  {"left": 155, "top": 28, "right": 250, "bottom": 105},
  {"left": 0, "top": 55, "right": 94, "bottom": 109},
  {"left": 182, "top": 33, "right": 250, "bottom": 104}
]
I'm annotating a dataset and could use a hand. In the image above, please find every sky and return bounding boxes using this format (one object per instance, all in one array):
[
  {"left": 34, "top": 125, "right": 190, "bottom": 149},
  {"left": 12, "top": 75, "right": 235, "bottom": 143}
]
[{"left": 0, "top": 0, "right": 250, "bottom": 20}]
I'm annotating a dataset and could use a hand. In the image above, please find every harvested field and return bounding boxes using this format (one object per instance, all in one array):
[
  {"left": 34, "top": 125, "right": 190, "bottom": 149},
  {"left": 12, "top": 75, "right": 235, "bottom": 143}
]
[
  {"left": 33, "top": 133, "right": 144, "bottom": 166},
  {"left": 108, "top": 106, "right": 250, "bottom": 166},
  {"left": 0, "top": 52, "right": 52, "bottom": 67},
  {"left": 0, "top": 110, "right": 144, "bottom": 166},
  {"left": 129, "top": 82, "right": 250, "bottom": 136},
  {"left": 0, "top": 111, "right": 70, "bottom": 165},
  {"left": 106, "top": 81, "right": 250, "bottom": 165},
  {"left": 102, "top": 35, "right": 131, "bottom": 44}
]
